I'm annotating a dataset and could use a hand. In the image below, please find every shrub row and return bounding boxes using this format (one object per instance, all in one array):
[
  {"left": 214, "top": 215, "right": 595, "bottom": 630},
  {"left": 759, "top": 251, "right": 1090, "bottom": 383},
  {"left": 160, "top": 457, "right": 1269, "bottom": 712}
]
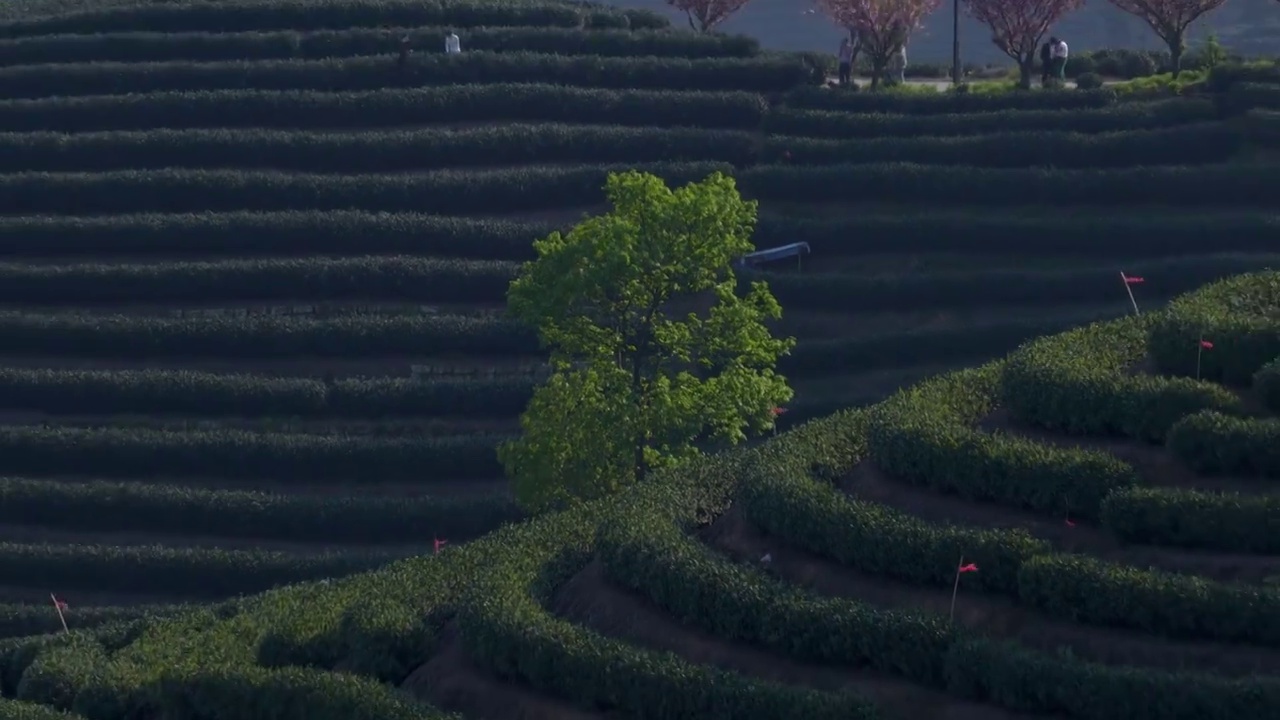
[
  {"left": 783, "top": 85, "right": 1115, "bottom": 114},
  {"left": 763, "top": 122, "right": 1240, "bottom": 169},
  {"left": 2, "top": 209, "right": 1275, "bottom": 263},
  {"left": 0, "top": 541, "right": 397, "bottom": 598},
  {"left": 0, "top": 52, "right": 810, "bottom": 100},
  {"left": 1256, "top": 358, "right": 1280, "bottom": 413},
  {"left": 0, "top": 0, "right": 663, "bottom": 37},
  {"left": 736, "top": 163, "right": 1280, "bottom": 207},
  {"left": 1243, "top": 109, "right": 1280, "bottom": 149},
  {"left": 0, "top": 85, "right": 770, "bottom": 134},
  {"left": 0, "top": 425, "right": 505, "bottom": 481},
  {"left": 1000, "top": 317, "right": 1242, "bottom": 443},
  {"left": 1205, "top": 62, "right": 1280, "bottom": 93},
  {"left": 0, "top": 124, "right": 758, "bottom": 174},
  {"left": 1166, "top": 410, "right": 1280, "bottom": 478},
  {"left": 763, "top": 99, "right": 1216, "bottom": 139},
  {"left": 761, "top": 254, "right": 1279, "bottom": 312},
  {"left": 0, "top": 475, "right": 523, "bottom": 544},
  {"left": 1222, "top": 81, "right": 1280, "bottom": 115},
  {"left": 0, "top": 602, "right": 187, "bottom": 640},
  {"left": 10, "top": 163, "right": 1277, "bottom": 217},
  {"left": 0, "top": 367, "right": 535, "bottom": 419},
  {"left": 1100, "top": 486, "right": 1280, "bottom": 554},
  {"left": 0, "top": 311, "right": 538, "bottom": 358},
  {"left": 869, "top": 367, "right": 1139, "bottom": 520},
  {"left": 0, "top": 256, "right": 519, "bottom": 304},
  {"left": 0, "top": 163, "right": 730, "bottom": 216},
  {"left": 600, "top": 489, "right": 1280, "bottom": 720},
  {"left": 0, "top": 26, "right": 758, "bottom": 67},
  {"left": 1148, "top": 271, "right": 1280, "bottom": 384}
]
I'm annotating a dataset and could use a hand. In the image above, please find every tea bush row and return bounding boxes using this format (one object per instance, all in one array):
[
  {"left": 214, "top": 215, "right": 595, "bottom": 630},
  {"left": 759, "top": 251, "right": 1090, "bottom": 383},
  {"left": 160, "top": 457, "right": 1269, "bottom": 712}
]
[
  {"left": 0, "top": 26, "right": 758, "bottom": 67},
  {"left": 10, "top": 163, "right": 1279, "bottom": 217},
  {"left": 0, "top": 162, "right": 730, "bottom": 216},
  {"left": 0, "top": 601, "right": 187, "bottom": 640},
  {"left": 0, "top": 311, "right": 538, "bottom": 358},
  {"left": 746, "top": 410, "right": 1280, "bottom": 645},
  {"left": 1166, "top": 411, "right": 1280, "bottom": 478},
  {"left": 0, "top": 52, "right": 810, "bottom": 100},
  {"left": 1148, "top": 271, "right": 1280, "bottom": 384},
  {"left": 0, "top": 475, "right": 522, "bottom": 544},
  {"left": 0, "top": 542, "right": 396, "bottom": 598},
  {"left": 764, "top": 99, "right": 1216, "bottom": 139},
  {"left": 875, "top": 354, "right": 1271, "bottom": 553},
  {"left": 0, "top": 256, "right": 518, "bottom": 304},
  {"left": 0, "top": 425, "right": 504, "bottom": 481},
  {"left": 602, "top": 485, "right": 1280, "bottom": 720},
  {"left": 0, "top": 697, "right": 86, "bottom": 719},
  {"left": 783, "top": 85, "right": 1115, "bottom": 114},
  {"left": 1221, "top": 81, "right": 1280, "bottom": 115},
  {"left": 3, "top": 209, "right": 1275, "bottom": 262},
  {"left": 0, "top": 367, "right": 535, "bottom": 418},
  {"left": 1256, "top": 359, "right": 1280, "bottom": 412},
  {"left": 0, "top": 0, "right": 664, "bottom": 38},
  {"left": 764, "top": 122, "right": 1239, "bottom": 168},
  {"left": 0, "top": 85, "right": 769, "bottom": 134},
  {"left": 0, "top": 125, "right": 759, "bottom": 174},
  {"left": 1244, "top": 109, "right": 1280, "bottom": 149}
]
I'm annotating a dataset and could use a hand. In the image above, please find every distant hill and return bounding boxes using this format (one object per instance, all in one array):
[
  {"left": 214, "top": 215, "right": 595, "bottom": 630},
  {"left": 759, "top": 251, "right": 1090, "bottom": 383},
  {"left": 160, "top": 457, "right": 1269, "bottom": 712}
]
[{"left": 612, "top": 0, "right": 1280, "bottom": 65}]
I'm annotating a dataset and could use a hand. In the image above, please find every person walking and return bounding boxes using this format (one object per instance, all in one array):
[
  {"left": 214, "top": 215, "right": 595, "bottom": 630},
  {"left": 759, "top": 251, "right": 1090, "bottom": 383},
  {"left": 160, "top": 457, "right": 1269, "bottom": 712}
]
[
  {"left": 1039, "top": 40, "right": 1052, "bottom": 85},
  {"left": 837, "top": 36, "right": 854, "bottom": 87},
  {"left": 1050, "top": 36, "right": 1068, "bottom": 81},
  {"left": 892, "top": 41, "right": 908, "bottom": 84},
  {"left": 445, "top": 30, "right": 461, "bottom": 54}
]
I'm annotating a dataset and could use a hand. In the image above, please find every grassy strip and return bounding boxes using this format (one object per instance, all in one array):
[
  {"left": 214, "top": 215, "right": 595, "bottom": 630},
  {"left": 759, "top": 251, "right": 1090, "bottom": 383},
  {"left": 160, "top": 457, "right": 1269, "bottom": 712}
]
[
  {"left": 0, "top": 425, "right": 505, "bottom": 481},
  {"left": 0, "top": 476, "right": 522, "bottom": 544},
  {"left": 0, "top": 125, "right": 758, "bottom": 174},
  {"left": 764, "top": 99, "right": 1216, "bottom": 139},
  {"left": 0, "top": 542, "right": 398, "bottom": 598},
  {"left": 0, "top": 26, "right": 757, "bottom": 66},
  {"left": 783, "top": 85, "right": 1115, "bottom": 114},
  {"left": 0, "top": 162, "right": 730, "bottom": 216},
  {"left": 0, "top": 85, "right": 769, "bottom": 133},
  {"left": 0, "top": 52, "right": 810, "bottom": 100}
]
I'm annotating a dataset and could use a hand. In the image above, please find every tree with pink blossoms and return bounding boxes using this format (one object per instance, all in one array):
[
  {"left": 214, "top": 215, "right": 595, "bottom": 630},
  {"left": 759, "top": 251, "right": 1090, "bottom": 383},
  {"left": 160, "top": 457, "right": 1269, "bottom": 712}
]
[
  {"left": 963, "top": 0, "right": 1086, "bottom": 89},
  {"left": 815, "top": 0, "right": 941, "bottom": 90},
  {"left": 666, "top": 0, "right": 752, "bottom": 32},
  {"left": 1105, "top": 0, "right": 1228, "bottom": 73}
]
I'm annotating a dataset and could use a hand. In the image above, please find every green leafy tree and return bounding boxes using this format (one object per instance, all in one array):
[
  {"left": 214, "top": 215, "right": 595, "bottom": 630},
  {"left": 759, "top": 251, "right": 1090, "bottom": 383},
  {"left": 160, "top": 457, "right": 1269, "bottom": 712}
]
[{"left": 499, "top": 171, "right": 794, "bottom": 512}]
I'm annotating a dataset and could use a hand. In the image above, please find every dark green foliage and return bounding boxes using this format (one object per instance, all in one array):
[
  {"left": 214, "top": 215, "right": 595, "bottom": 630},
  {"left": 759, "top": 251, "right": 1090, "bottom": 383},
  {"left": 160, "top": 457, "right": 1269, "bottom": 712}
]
[
  {"left": 1148, "top": 271, "right": 1280, "bottom": 383},
  {"left": 1166, "top": 410, "right": 1280, "bottom": 477},
  {"left": 784, "top": 86, "right": 1116, "bottom": 114},
  {"left": 0, "top": 603, "right": 187, "bottom": 641},
  {"left": 1102, "top": 487, "right": 1280, "bottom": 554},
  {"left": 1255, "top": 358, "right": 1280, "bottom": 412}
]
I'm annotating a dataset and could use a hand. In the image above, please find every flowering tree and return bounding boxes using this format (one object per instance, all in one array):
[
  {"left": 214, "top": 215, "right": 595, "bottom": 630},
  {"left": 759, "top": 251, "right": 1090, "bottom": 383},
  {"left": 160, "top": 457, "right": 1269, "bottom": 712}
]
[
  {"left": 963, "top": 0, "right": 1086, "bottom": 88},
  {"left": 815, "top": 0, "right": 941, "bottom": 90},
  {"left": 666, "top": 0, "right": 752, "bottom": 32},
  {"left": 1105, "top": 0, "right": 1229, "bottom": 73}
]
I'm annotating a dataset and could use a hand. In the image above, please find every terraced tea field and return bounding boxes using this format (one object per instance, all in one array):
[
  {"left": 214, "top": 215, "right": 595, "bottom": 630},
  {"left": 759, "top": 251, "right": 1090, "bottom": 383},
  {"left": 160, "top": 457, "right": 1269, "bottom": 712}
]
[{"left": 0, "top": 0, "right": 1278, "bottom": 716}]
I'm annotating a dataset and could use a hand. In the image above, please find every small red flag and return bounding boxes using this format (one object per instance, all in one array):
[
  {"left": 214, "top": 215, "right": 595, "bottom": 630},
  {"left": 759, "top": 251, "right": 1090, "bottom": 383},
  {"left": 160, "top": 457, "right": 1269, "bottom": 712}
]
[
  {"left": 1122, "top": 275, "right": 1144, "bottom": 284},
  {"left": 433, "top": 537, "right": 447, "bottom": 554},
  {"left": 51, "top": 595, "right": 67, "bottom": 611},
  {"left": 1200, "top": 340, "right": 1213, "bottom": 349},
  {"left": 772, "top": 407, "right": 788, "bottom": 417},
  {"left": 958, "top": 563, "right": 978, "bottom": 573},
  {"left": 1065, "top": 518, "right": 1076, "bottom": 528}
]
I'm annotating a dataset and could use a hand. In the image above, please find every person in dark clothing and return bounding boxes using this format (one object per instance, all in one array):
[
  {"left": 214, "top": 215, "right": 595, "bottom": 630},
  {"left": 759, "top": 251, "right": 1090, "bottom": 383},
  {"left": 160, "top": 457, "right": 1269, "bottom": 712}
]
[
  {"left": 837, "top": 36, "right": 854, "bottom": 87},
  {"left": 1040, "top": 41, "right": 1052, "bottom": 85}
]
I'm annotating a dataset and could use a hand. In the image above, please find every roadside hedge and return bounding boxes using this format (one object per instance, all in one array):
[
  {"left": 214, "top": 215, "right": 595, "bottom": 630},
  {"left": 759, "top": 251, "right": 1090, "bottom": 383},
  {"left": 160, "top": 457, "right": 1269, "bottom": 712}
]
[
  {"left": 1000, "top": 317, "right": 1242, "bottom": 443},
  {"left": 736, "top": 163, "right": 1280, "bottom": 206},
  {"left": 0, "top": 85, "right": 770, "bottom": 134},
  {"left": 0, "top": 162, "right": 731, "bottom": 216},
  {"left": 1166, "top": 410, "right": 1280, "bottom": 478},
  {"left": 0, "top": 26, "right": 758, "bottom": 67},
  {"left": 0, "top": 476, "right": 522, "bottom": 544},
  {"left": 0, "top": 367, "right": 536, "bottom": 418},
  {"left": 0, "top": 124, "right": 758, "bottom": 174},
  {"left": 0, "top": 256, "right": 517, "bottom": 304},
  {"left": 0, "top": 311, "right": 538, "bottom": 358},
  {"left": 0, "top": 542, "right": 397, "bottom": 598},
  {"left": 1256, "top": 358, "right": 1280, "bottom": 412},
  {"left": 784, "top": 85, "right": 1115, "bottom": 114},
  {"left": 0, "top": 425, "right": 504, "bottom": 481},
  {"left": 763, "top": 99, "right": 1216, "bottom": 139},
  {"left": 1017, "top": 554, "right": 1280, "bottom": 647},
  {"left": 0, "top": 53, "right": 810, "bottom": 100},
  {"left": 0, "top": 212, "right": 553, "bottom": 260},
  {"left": 869, "top": 367, "right": 1138, "bottom": 520},
  {"left": 0, "top": 0, "right": 659, "bottom": 37},
  {"left": 1101, "top": 487, "right": 1280, "bottom": 554},
  {"left": 1148, "top": 271, "right": 1280, "bottom": 383},
  {"left": 763, "top": 123, "right": 1239, "bottom": 168}
]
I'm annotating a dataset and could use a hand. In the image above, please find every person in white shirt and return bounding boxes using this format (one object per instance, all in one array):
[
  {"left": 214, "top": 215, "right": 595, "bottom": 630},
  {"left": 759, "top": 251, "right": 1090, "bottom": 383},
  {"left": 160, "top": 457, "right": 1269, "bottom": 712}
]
[
  {"left": 445, "top": 31, "right": 461, "bottom": 54},
  {"left": 1049, "top": 37, "right": 1068, "bottom": 80},
  {"left": 891, "top": 42, "right": 908, "bottom": 85}
]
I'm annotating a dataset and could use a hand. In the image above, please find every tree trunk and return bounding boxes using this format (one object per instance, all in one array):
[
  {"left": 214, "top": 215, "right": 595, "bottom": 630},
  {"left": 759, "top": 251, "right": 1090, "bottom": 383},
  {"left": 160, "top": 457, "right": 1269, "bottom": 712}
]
[
  {"left": 1168, "top": 31, "right": 1185, "bottom": 75},
  {"left": 869, "top": 58, "right": 885, "bottom": 90},
  {"left": 1018, "top": 58, "right": 1033, "bottom": 90}
]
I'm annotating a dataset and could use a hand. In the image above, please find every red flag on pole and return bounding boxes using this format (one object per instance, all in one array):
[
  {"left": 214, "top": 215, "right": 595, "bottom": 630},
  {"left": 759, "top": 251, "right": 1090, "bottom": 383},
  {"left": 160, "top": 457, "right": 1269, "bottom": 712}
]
[
  {"left": 957, "top": 563, "right": 978, "bottom": 573},
  {"left": 772, "top": 407, "right": 788, "bottom": 416},
  {"left": 1065, "top": 518, "right": 1076, "bottom": 527},
  {"left": 1200, "top": 340, "right": 1213, "bottom": 349},
  {"left": 1122, "top": 275, "right": 1144, "bottom": 284},
  {"left": 433, "top": 537, "right": 447, "bottom": 554},
  {"left": 50, "top": 594, "right": 69, "bottom": 633}
]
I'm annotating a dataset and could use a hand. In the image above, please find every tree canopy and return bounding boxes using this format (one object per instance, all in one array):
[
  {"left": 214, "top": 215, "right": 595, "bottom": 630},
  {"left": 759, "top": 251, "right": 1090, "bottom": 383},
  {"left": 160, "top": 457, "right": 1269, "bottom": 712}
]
[{"left": 499, "top": 171, "right": 794, "bottom": 513}]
